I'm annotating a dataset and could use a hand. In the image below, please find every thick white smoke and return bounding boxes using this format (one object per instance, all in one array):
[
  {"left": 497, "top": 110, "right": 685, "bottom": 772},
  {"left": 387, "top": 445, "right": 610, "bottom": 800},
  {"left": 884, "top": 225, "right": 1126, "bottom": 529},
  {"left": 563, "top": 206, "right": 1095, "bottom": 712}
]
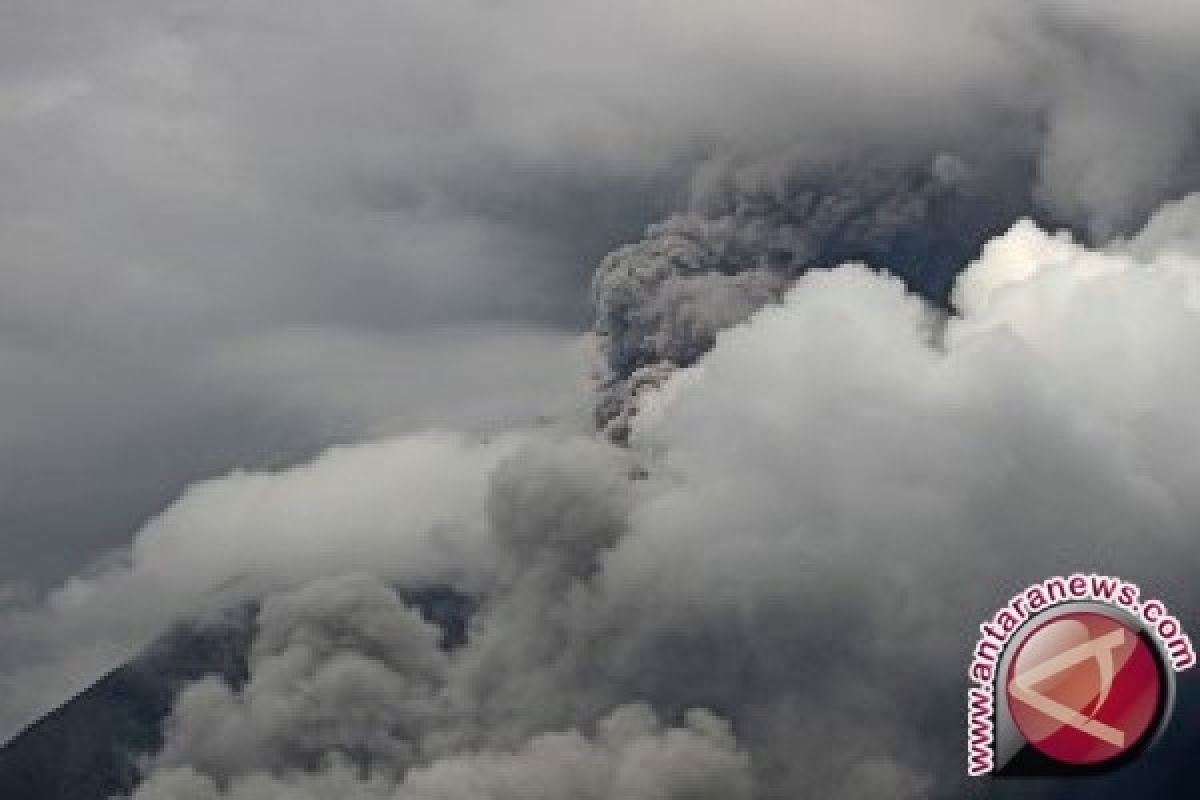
[{"left": 7, "top": 195, "right": 1181, "bottom": 798}]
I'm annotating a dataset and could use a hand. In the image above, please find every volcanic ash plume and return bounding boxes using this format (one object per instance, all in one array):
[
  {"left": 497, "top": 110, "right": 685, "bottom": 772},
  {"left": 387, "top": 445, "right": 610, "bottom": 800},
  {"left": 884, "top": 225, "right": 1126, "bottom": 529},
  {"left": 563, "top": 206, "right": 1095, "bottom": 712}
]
[
  {"left": 106, "top": 194, "right": 1200, "bottom": 799},
  {"left": 590, "top": 147, "right": 1030, "bottom": 439}
]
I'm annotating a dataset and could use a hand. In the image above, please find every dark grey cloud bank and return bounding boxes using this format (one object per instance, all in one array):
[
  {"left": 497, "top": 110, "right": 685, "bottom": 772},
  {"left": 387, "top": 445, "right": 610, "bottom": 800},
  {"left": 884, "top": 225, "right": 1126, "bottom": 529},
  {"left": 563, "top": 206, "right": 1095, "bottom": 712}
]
[
  {"left": 0, "top": 0, "right": 676, "bottom": 589},
  {"left": 4, "top": 0, "right": 1200, "bottom": 798}
]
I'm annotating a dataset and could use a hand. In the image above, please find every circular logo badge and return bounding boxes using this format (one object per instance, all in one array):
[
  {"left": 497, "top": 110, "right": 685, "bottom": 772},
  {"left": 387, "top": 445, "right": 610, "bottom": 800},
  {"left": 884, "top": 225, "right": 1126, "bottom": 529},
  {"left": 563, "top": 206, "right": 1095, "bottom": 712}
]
[{"left": 1005, "top": 610, "right": 1165, "bottom": 766}]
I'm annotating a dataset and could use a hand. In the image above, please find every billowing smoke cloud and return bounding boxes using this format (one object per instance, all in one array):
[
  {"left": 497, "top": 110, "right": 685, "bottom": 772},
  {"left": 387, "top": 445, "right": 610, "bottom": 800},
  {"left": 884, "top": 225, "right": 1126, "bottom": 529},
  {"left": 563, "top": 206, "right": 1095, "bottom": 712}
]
[
  {"left": 2, "top": 195, "right": 1184, "bottom": 798},
  {"left": 137, "top": 702, "right": 749, "bottom": 800},
  {"left": 7, "top": 2, "right": 1200, "bottom": 798},
  {"left": 135, "top": 573, "right": 751, "bottom": 800},
  {"left": 591, "top": 146, "right": 1032, "bottom": 436},
  {"left": 0, "top": 432, "right": 517, "bottom": 737}
]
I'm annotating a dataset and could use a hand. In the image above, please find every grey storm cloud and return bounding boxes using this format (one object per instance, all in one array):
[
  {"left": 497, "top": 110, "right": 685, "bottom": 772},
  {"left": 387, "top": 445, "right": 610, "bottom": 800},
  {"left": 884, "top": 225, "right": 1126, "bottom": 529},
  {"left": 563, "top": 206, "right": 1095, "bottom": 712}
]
[{"left": 5, "top": 1, "right": 1200, "bottom": 799}]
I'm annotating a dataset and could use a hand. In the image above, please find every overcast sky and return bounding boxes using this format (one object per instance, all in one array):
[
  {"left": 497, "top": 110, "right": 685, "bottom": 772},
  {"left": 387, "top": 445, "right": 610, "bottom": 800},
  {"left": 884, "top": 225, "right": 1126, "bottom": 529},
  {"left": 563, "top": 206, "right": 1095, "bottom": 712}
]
[{"left": 0, "top": 0, "right": 693, "bottom": 589}]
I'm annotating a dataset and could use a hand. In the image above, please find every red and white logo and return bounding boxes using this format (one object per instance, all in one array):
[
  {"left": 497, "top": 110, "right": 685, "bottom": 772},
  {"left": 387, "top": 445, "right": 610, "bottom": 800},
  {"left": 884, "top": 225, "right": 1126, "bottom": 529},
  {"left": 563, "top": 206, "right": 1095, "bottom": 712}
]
[
  {"left": 1006, "top": 611, "right": 1162, "bottom": 766},
  {"left": 966, "top": 574, "right": 1193, "bottom": 777}
]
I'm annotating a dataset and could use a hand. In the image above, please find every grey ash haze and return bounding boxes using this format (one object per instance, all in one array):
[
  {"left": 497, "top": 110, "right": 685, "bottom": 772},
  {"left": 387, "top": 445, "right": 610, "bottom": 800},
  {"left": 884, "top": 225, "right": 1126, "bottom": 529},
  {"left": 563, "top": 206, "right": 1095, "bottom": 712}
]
[{"left": 4, "top": 1, "right": 1200, "bottom": 798}]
